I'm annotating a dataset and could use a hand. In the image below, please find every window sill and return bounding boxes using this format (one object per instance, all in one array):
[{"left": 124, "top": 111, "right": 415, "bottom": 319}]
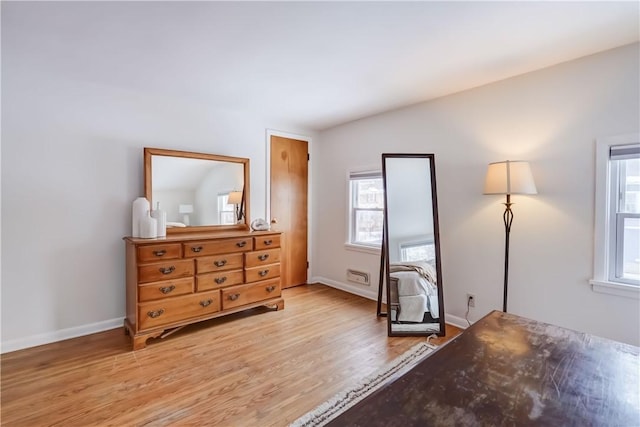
[
  {"left": 344, "top": 243, "right": 381, "bottom": 255},
  {"left": 589, "top": 279, "right": 640, "bottom": 299}
]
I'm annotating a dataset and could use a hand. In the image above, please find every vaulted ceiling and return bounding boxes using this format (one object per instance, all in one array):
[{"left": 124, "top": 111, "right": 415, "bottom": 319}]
[{"left": 3, "top": 1, "right": 638, "bottom": 130}]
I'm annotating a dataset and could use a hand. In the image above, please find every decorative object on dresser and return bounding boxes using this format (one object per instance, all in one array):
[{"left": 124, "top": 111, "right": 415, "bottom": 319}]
[
  {"left": 251, "top": 218, "right": 270, "bottom": 231},
  {"left": 124, "top": 230, "right": 284, "bottom": 350},
  {"left": 131, "top": 197, "right": 150, "bottom": 237},
  {"left": 139, "top": 210, "right": 158, "bottom": 239},
  {"left": 151, "top": 202, "right": 167, "bottom": 237},
  {"left": 483, "top": 160, "right": 537, "bottom": 312}
]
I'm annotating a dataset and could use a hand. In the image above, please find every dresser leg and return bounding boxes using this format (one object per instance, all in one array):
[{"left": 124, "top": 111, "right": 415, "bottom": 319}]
[
  {"left": 123, "top": 319, "right": 133, "bottom": 336},
  {"left": 266, "top": 298, "right": 284, "bottom": 311},
  {"left": 132, "top": 335, "right": 149, "bottom": 351},
  {"left": 124, "top": 319, "right": 164, "bottom": 351},
  {"left": 131, "top": 330, "right": 164, "bottom": 351}
]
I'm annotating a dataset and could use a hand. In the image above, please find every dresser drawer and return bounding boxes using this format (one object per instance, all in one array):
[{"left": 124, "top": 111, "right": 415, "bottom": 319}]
[
  {"left": 245, "top": 249, "right": 281, "bottom": 268},
  {"left": 196, "top": 270, "right": 244, "bottom": 292},
  {"left": 183, "top": 238, "right": 252, "bottom": 257},
  {"left": 254, "top": 235, "right": 280, "bottom": 250},
  {"left": 138, "top": 277, "right": 194, "bottom": 302},
  {"left": 137, "top": 243, "right": 182, "bottom": 263},
  {"left": 221, "top": 279, "right": 281, "bottom": 310},
  {"left": 245, "top": 263, "right": 281, "bottom": 283},
  {"left": 196, "top": 253, "right": 244, "bottom": 274},
  {"left": 138, "top": 290, "right": 220, "bottom": 331},
  {"left": 138, "top": 259, "right": 194, "bottom": 284}
]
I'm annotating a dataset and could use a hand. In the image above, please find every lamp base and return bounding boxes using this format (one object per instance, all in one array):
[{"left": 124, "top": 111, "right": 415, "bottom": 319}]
[{"left": 502, "top": 194, "right": 513, "bottom": 313}]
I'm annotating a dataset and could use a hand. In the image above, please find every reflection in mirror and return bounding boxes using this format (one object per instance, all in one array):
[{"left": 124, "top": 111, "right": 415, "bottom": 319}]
[
  {"left": 144, "top": 148, "right": 250, "bottom": 232},
  {"left": 152, "top": 156, "right": 244, "bottom": 226},
  {"left": 382, "top": 153, "right": 445, "bottom": 337}
]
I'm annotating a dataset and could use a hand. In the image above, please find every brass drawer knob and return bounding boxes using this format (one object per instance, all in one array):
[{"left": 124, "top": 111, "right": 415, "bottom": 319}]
[
  {"left": 259, "top": 269, "right": 269, "bottom": 277},
  {"left": 266, "top": 286, "right": 276, "bottom": 293},
  {"left": 147, "top": 309, "right": 164, "bottom": 318},
  {"left": 236, "top": 241, "right": 247, "bottom": 248},
  {"left": 264, "top": 240, "right": 273, "bottom": 246},
  {"left": 159, "top": 285, "right": 175, "bottom": 294},
  {"left": 200, "top": 299, "right": 213, "bottom": 307},
  {"left": 159, "top": 266, "right": 175, "bottom": 275},
  {"left": 153, "top": 250, "right": 166, "bottom": 257},
  {"left": 214, "top": 259, "right": 227, "bottom": 267},
  {"left": 258, "top": 254, "right": 269, "bottom": 261},
  {"left": 228, "top": 293, "right": 240, "bottom": 301},
  {"left": 215, "top": 277, "right": 227, "bottom": 284},
  {"left": 191, "top": 246, "right": 203, "bottom": 253}
]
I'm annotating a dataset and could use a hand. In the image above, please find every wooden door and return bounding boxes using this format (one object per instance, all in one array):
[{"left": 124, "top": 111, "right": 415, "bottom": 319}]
[{"left": 270, "top": 135, "right": 308, "bottom": 289}]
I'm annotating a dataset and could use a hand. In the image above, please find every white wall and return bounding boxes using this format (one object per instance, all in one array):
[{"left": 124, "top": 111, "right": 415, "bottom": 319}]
[
  {"left": 312, "top": 43, "right": 640, "bottom": 346},
  {"left": 1, "top": 33, "right": 315, "bottom": 352}
]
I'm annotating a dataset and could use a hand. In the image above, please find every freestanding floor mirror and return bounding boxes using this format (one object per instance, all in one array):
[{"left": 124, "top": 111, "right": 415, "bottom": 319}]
[{"left": 381, "top": 153, "right": 445, "bottom": 337}]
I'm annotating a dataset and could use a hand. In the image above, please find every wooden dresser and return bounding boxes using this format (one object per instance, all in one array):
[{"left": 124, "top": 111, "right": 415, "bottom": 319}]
[{"left": 123, "top": 230, "right": 283, "bottom": 350}]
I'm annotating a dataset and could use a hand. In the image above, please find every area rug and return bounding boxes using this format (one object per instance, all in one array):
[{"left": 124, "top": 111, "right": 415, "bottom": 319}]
[{"left": 289, "top": 341, "right": 437, "bottom": 427}]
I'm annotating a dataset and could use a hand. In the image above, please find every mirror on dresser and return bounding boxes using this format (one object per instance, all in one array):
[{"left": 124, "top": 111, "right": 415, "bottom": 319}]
[
  {"left": 144, "top": 148, "right": 250, "bottom": 233},
  {"left": 381, "top": 153, "right": 445, "bottom": 337}
]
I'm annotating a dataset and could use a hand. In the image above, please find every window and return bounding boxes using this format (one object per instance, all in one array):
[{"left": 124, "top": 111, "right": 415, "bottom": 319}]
[
  {"left": 609, "top": 145, "right": 640, "bottom": 283},
  {"left": 348, "top": 170, "right": 384, "bottom": 248},
  {"left": 217, "top": 193, "right": 236, "bottom": 225},
  {"left": 400, "top": 240, "right": 435, "bottom": 262},
  {"left": 591, "top": 134, "right": 640, "bottom": 298}
]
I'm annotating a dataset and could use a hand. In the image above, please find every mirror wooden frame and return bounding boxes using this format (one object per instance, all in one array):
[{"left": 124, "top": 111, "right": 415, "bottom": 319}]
[
  {"left": 381, "top": 153, "right": 445, "bottom": 337},
  {"left": 144, "top": 147, "right": 250, "bottom": 234}
]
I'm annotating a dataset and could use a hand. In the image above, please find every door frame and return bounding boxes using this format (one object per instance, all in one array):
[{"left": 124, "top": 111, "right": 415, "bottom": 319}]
[{"left": 265, "top": 129, "right": 313, "bottom": 283}]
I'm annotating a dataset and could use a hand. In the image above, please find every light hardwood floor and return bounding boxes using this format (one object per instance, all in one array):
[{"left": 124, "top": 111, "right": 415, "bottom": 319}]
[{"left": 1, "top": 284, "right": 462, "bottom": 426}]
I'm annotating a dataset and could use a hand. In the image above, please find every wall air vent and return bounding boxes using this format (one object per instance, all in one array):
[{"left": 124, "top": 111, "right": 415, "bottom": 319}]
[{"left": 347, "top": 269, "right": 370, "bottom": 286}]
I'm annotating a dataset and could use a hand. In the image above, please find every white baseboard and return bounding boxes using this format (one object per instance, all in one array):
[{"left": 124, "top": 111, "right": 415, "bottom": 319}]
[
  {"left": 2, "top": 283, "right": 471, "bottom": 354},
  {"left": 444, "top": 313, "right": 469, "bottom": 331},
  {"left": 312, "top": 276, "right": 468, "bottom": 330},
  {"left": 0, "top": 279, "right": 371, "bottom": 354},
  {"left": 311, "top": 276, "right": 380, "bottom": 301},
  {"left": 1, "top": 317, "right": 124, "bottom": 354}
]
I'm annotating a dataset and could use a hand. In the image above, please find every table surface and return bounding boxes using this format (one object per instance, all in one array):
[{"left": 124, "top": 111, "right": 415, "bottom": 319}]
[{"left": 328, "top": 310, "right": 640, "bottom": 426}]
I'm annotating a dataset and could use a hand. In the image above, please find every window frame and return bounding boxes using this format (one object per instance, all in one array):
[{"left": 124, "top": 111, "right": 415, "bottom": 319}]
[
  {"left": 590, "top": 133, "right": 640, "bottom": 299},
  {"left": 345, "top": 169, "right": 384, "bottom": 254},
  {"left": 217, "top": 193, "right": 236, "bottom": 225},
  {"left": 399, "top": 238, "right": 435, "bottom": 263},
  {"left": 614, "top": 213, "right": 640, "bottom": 282}
]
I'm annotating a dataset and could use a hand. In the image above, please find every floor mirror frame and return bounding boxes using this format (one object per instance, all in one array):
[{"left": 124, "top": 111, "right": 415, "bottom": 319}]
[{"left": 379, "top": 153, "right": 445, "bottom": 337}]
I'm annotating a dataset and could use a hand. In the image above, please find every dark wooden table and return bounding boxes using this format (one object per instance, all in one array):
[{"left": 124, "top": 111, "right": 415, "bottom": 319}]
[{"left": 328, "top": 311, "right": 640, "bottom": 426}]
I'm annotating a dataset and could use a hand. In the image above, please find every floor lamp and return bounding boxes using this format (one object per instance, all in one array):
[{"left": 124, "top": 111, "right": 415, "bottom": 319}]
[{"left": 483, "top": 160, "right": 537, "bottom": 312}]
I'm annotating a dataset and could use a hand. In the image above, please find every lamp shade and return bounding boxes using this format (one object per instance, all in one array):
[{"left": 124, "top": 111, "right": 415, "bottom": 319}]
[
  {"left": 483, "top": 160, "right": 537, "bottom": 195},
  {"left": 178, "top": 204, "right": 194, "bottom": 214},
  {"left": 227, "top": 191, "right": 243, "bottom": 205}
]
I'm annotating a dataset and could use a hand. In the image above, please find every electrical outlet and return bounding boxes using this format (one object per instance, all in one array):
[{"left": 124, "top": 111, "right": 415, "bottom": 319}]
[{"left": 467, "top": 294, "right": 476, "bottom": 308}]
